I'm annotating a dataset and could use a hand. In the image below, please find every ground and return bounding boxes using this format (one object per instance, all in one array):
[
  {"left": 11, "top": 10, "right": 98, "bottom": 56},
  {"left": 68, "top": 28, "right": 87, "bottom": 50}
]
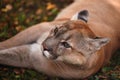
[{"left": 0, "top": 0, "right": 120, "bottom": 80}]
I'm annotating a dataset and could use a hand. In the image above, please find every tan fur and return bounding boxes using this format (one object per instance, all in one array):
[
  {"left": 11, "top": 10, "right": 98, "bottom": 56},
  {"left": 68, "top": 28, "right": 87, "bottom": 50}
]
[{"left": 0, "top": 0, "right": 120, "bottom": 79}]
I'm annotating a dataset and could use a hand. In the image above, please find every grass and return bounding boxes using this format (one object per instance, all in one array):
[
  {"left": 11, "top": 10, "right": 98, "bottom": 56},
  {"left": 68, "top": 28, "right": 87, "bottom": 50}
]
[{"left": 0, "top": 0, "right": 120, "bottom": 80}]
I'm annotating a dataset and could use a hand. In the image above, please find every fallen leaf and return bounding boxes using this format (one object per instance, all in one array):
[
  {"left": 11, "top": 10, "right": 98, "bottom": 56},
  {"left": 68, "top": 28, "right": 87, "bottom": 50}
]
[
  {"left": 14, "top": 68, "right": 25, "bottom": 75},
  {"left": 46, "top": 2, "right": 56, "bottom": 10},
  {"left": 36, "top": 8, "right": 42, "bottom": 15},
  {"left": 15, "top": 26, "right": 24, "bottom": 32},
  {"left": 43, "top": 16, "right": 48, "bottom": 21},
  {"left": 1, "top": 8, "right": 8, "bottom": 12},
  {"left": 14, "top": 20, "right": 19, "bottom": 25},
  {"left": 1, "top": 4, "right": 13, "bottom": 12},
  {"left": 25, "top": 18, "right": 30, "bottom": 24},
  {"left": 6, "top": 4, "right": 13, "bottom": 11}
]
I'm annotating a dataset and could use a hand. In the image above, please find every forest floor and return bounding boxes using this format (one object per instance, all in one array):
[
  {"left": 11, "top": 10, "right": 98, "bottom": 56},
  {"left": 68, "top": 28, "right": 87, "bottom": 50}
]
[{"left": 0, "top": 0, "right": 120, "bottom": 80}]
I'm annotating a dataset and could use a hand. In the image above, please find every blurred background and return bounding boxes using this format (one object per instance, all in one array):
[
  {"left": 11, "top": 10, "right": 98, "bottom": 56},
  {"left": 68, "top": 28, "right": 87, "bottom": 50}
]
[{"left": 0, "top": 0, "right": 120, "bottom": 80}]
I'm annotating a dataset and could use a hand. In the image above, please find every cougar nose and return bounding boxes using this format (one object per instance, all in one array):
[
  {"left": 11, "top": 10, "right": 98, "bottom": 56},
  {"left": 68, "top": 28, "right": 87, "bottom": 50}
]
[{"left": 43, "top": 43, "right": 53, "bottom": 51}]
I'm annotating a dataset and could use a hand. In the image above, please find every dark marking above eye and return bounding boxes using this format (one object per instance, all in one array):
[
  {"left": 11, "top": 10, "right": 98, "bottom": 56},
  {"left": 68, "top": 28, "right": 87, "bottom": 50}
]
[{"left": 54, "top": 27, "right": 58, "bottom": 35}]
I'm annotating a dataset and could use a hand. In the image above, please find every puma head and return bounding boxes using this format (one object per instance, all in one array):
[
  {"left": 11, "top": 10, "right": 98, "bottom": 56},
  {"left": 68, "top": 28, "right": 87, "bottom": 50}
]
[{"left": 42, "top": 10, "right": 110, "bottom": 66}]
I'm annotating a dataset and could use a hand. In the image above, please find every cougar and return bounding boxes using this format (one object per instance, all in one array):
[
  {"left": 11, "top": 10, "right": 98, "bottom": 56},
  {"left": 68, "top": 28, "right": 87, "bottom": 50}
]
[{"left": 0, "top": 0, "right": 120, "bottom": 79}]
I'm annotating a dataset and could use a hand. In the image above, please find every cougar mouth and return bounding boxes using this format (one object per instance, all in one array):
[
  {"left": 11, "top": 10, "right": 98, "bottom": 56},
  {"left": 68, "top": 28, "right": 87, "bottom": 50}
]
[{"left": 43, "top": 50, "right": 52, "bottom": 59}]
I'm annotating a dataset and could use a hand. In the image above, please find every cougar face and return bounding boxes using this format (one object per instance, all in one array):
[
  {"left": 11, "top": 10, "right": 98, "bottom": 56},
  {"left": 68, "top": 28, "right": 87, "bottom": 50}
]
[{"left": 42, "top": 10, "right": 110, "bottom": 66}]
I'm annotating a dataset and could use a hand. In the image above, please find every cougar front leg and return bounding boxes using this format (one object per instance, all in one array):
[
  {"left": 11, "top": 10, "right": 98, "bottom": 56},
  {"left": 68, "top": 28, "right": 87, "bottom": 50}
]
[
  {"left": 0, "top": 22, "right": 51, "bottom": 50},
  {"left": 0, "top": 43, "right": 42, "bottom": 68}
]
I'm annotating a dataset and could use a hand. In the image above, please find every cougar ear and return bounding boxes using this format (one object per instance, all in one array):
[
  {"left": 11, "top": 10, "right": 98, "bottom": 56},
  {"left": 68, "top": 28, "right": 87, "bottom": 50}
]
[
  {"left": 71, "top": 10, "right": 89, "bottom": 22},
  {"left": 89, "top": 37, "right": 110, "bottom": 51},
  {"left": 74, "top": 37, "right": 110, "bottom": 56}
]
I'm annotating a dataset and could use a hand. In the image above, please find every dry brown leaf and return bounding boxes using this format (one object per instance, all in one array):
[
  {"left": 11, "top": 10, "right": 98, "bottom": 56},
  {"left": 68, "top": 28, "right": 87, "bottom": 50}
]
[
  {"left": 14, "top": 68, "right": 25, "bottom": 75},
  {"left": 36, "top": 8, "right": 42, "bottom": 15},
  {"left": 14, "top": 20, "right": 19, "bottom": 25},
  {"left": 1, "top": 8, "right": 8, "bottom": 12},
  {"left": 43, "top": 16, "right": 48, "bottom": 21},
  {"left": 1, "top": 4, "right": 13, "bottom": 12},
  {"left": 15, "top": 26, "right": 24, "bottom": 32},
  {"left": 25, "top": 18, "right": 30, "bottom": 24},
  {"left": 46, "top": 2, "right": 56, "bottom": 10},
  {"left": 3, "top": 68, "right": 8, "bottom": 71},
  {"left": 6, "top": 4, "right": 13, "bottom": 11}
]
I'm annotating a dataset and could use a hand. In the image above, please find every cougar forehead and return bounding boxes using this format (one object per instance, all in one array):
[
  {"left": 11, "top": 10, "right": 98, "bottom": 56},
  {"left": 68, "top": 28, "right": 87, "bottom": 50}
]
[{"left": 56, "top": 21, "right": 96, "bottom": 38}]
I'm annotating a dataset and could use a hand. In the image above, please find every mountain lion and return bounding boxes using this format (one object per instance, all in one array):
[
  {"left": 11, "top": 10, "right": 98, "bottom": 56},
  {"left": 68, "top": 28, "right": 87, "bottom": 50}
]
[{"left": 0, "top": 0, "right": 120, "bottom": 79}]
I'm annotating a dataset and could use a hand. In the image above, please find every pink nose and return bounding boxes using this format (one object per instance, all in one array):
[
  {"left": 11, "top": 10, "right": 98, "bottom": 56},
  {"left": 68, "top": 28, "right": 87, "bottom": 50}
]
[
  {"left": 42, "top": 43, "right": 48, "bottom": 50},
  {"left": 42, "top": 43, "right": 53, "bottom": 51}
]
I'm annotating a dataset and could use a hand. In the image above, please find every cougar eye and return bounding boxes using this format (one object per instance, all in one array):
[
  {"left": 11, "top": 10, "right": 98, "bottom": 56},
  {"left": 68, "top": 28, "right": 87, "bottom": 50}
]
[{"left": 61, "top": 42, "right": 71, "bottom": 48}]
